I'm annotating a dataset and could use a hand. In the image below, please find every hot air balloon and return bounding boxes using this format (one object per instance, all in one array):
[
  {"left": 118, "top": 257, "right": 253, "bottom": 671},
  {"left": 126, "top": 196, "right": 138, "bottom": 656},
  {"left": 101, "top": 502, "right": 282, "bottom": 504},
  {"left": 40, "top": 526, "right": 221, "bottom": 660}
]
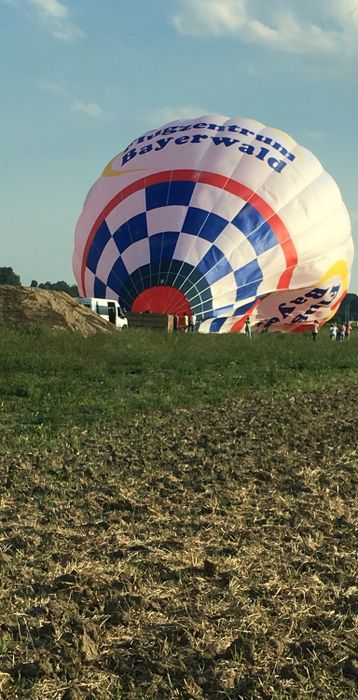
[{"left": 73, "top": 115, "right": 353, "bottom": 332}]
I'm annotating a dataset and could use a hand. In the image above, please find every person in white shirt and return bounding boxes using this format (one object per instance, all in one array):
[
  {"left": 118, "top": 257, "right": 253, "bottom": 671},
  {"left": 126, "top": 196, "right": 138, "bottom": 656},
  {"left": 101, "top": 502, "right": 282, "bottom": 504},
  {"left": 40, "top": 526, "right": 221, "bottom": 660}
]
[
  {"left": 189, "top": 313, "right": 197, "bottom": 332},
  {"left": 329, "top": 323, "right": 337, "bottom": 341}
]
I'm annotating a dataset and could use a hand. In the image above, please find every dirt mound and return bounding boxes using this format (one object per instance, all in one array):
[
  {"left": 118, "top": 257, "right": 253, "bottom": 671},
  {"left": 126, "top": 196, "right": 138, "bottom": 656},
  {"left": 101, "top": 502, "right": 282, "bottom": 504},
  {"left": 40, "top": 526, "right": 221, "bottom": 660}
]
[{"left": 0, "top": 286, "right": 116, "bottom": 336}]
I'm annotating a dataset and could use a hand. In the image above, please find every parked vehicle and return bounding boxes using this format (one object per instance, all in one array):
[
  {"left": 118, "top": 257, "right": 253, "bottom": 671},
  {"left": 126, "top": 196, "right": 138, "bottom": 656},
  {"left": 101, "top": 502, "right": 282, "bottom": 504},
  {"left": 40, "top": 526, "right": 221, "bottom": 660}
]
[{"left": 76, "top": 297, "right": 128, "bottom": 329}]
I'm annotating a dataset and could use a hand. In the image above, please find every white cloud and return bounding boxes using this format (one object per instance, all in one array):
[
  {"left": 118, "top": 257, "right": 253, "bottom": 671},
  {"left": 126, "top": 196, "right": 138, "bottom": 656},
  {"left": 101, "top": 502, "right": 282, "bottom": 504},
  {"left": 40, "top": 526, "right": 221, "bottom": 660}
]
[
  {"left": 35, "top": 76, "right": 69, "bottom": 95},
  {"left": 244, "top": 62, "right": 258, "bottom": 76},
  {"left": 329, "top": 0, "right": 358, "bottom": 28},
  {"left": 28, "top": 0, "right": 82, "bottom": 41},
  {"left": 301, "top": 131, "right": 325, "bottom": 141},
  {"left": 173, "top": 0, "right": 246, "bottom": 36},
  {"left": 31, "top": 0, "right": 67, "bottom": 19},
  {"left": 33, "top": 76, "right": 105, "bottom": 119},
  {"left": 172, "top": 0, "right": 358, "bottom": 54},
  {"left": 71, "top": 100, "right": 105, "bottom": 119}
]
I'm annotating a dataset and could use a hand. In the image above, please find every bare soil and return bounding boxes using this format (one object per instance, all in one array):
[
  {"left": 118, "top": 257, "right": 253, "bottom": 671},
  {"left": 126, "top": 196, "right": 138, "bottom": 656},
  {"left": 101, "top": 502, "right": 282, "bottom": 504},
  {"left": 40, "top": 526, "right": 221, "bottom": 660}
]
[
  {"left": 0, "top": 287, "right": 115, "bottom": 337},
  {"left": 0, "top": 385, "right": 357, "bottom": 699}
]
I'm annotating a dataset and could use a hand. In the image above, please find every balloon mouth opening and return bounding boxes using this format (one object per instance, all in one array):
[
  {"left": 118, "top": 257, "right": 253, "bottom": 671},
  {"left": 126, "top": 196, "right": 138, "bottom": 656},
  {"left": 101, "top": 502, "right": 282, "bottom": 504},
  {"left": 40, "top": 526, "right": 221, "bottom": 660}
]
[{"left": 131, "top": 286, "right": 191, "bottom": 316}]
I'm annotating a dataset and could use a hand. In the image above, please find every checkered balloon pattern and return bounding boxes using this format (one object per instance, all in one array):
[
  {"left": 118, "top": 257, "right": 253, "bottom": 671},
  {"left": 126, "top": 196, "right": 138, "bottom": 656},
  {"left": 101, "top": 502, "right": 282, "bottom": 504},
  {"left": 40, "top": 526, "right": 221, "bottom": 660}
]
[{"left": 73, "top": 116, "right": 353, "bottom": 332}]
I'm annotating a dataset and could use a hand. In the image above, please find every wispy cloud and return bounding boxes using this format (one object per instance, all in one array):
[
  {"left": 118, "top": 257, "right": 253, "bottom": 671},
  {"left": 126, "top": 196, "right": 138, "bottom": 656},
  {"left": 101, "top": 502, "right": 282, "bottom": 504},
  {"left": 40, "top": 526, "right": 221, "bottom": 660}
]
[
  {"left": 35, "top": 75, "right": 69, "bottom": 95},
  {"left": 71, "top": 100, "right": 105, "bottom": 119},
  {"left": 301, "top": 131, "right": 325, "bottom": 142},
  {"left": 2, "top": 0, "right": 83, "bottom": 40},
  {"left": 329, "top": 0, "right": 358, "bottom": 28},
  {"left": 33, "top": 74, "right": 105, "bottom": 119},
  {"left": 172, "top": 0, "right": 358, "bottom": 54}
]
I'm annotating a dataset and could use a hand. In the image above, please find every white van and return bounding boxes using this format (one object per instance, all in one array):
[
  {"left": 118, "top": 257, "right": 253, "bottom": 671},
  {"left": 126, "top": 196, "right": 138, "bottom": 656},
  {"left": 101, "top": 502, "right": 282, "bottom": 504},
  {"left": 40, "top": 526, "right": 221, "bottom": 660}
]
[{"left": 76, "top": 297, "right": 128, "bottom": 329}]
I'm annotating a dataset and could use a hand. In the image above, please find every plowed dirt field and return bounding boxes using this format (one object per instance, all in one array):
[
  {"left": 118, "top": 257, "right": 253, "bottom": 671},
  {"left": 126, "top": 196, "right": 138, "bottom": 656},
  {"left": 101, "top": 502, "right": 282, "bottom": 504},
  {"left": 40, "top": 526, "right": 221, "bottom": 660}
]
[{"left": 1, "top": 382, "right": 357, "bottom": 699}]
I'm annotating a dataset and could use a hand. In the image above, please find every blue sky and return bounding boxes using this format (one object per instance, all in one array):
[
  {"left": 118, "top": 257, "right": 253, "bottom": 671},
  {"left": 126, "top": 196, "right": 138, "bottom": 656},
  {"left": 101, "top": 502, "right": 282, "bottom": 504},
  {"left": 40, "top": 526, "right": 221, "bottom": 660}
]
[{"left": 1, "top": 0, "right": 357, "bottom": 291}]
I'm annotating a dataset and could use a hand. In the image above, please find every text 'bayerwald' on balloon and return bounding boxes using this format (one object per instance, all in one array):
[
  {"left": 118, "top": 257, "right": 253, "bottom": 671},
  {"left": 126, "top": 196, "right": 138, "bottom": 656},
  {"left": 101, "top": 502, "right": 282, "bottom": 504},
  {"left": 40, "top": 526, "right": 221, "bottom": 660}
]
[{"left": 73, "top": 115, "right": 353, "bottom": 332}]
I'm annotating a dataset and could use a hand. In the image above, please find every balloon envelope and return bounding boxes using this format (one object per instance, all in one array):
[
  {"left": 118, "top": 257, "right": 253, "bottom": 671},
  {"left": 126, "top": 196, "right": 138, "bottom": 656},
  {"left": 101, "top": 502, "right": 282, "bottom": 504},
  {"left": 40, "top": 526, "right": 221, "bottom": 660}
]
[{"left": 73, "top": 115, "right": 353, "bottom": 332}]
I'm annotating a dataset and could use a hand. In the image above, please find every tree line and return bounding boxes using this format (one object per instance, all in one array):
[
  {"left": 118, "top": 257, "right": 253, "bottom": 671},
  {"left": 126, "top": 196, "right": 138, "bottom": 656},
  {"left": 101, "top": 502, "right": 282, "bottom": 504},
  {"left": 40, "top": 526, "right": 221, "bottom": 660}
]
[
  {"left": 0, "top": 267, "right": 78, "bottom": 297},
  {"left": 0, "top": 266, "right": 357, "bottom": 320}
]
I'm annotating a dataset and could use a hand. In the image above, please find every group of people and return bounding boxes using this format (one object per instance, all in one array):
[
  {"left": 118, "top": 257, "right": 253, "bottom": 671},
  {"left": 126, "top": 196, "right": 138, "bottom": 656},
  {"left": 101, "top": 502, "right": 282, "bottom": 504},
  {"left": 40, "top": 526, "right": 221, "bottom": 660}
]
[
  {"left": 311, "top": 320, "right": 353, "bottom": 342},
  {"left": 173, "top": 313, "right": 197, "bottom": 332},
  {"left": 173, "top": 313, "right": 354, "bottom": 339},
  {"left": 328, "top": 321, "right": 352, "bottom": 342},
  {"left": 245, "top": 317, "right": 353, "bottom": 342}
]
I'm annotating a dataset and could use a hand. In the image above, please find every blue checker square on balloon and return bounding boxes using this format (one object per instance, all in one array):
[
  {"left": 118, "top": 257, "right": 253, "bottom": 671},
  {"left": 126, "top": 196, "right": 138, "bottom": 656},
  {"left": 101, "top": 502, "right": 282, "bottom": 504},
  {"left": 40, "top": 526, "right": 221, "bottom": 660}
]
[
  {"left": 113, "top": 222, "right": 132, "bottom": 254},
  {"left": 120, "top": 287, "right": 137, "bottom": 308},
  {"left": 145, "top": 182, "right": 169, "bottom": 210},
  {"left": 168, "top": 181, "right": 196, "bottom": 206},
  {"left": 182, "top": 207, "right": 208, "bottom": 236},
  {"left": 146, "top": 180, "right": 195, "bottom": 210},
  {"left": 234, "top": 259, "right": 263, "bottom": 300},
  {"left": 198, "top": 287, "right": 212, "bottom": 303},
  {"left": 179, "top": 267, "right": 209, "bottom": 296},
  {"left": 107, "top": 257, "right": 129, "bottom": 290},
  {"left": 209, "top": 317, "right": 227, "bottom": 333},
  {"left": 186, "top": 291, "right": 201, "bottom": 308},
  {"left": 86, "top": 245, "right": 100, "bottom": 274},
  {"left": 128, "top": 268, "right": 145, "bottom": 293},
  {"left": 128, "top": 213, "right": 148, "bottom": 244},
  {"left": 86, "top": 221, "right": 112, "bottom": 273},
  {"left": 94, "top": 277, "right": 107, "bottom": 298},
  {"left": 149, "top": 231, "right": 179, "bottom": 262},
  {"left": 138, "top": 263, "right": 151, "bottom": 285},
  {"left": 182, "top": 207, "right": 228, "bottom": 242},
  {"left": 197, "top": 245, "right": 232, "bottom": 285},
  {"left": 158, "top": 258, "right": 173, "bottom": 277},
  {"left": 233, "top": 299, "right": 257, "bottom": 316},
  {"left": 198, "top": 212, "right": 228, "bottom": 242},
  {"left": 113, "top": 213, "right": 148, "bottom": 254},
  {"left": 213, "top": 304, "right": 234, "bottom": 317},
  {"left": 146, "top": 260, "right": 161, "bottom": 284},
  {"left": 200, "top": 300, "right": 214, "bottom": 316},
  {"left": 232, "top": 203, "right": 277, "bottom": 255},
  {"left": 167, "top": 259, "right": 184, "bottom": 276}
]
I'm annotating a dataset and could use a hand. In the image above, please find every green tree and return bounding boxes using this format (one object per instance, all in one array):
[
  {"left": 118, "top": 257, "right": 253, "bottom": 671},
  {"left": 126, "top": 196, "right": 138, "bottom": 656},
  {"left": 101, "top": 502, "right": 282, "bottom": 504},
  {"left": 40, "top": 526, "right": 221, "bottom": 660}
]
[
  {"left": 333, "top": 292, "right": 358, "bottom": 322},
  {"left": 0, "top": 267, "right": 21, "bottom": 285},
  {"left": 38, "top": 280, "right": 78, "bottom": 297}
]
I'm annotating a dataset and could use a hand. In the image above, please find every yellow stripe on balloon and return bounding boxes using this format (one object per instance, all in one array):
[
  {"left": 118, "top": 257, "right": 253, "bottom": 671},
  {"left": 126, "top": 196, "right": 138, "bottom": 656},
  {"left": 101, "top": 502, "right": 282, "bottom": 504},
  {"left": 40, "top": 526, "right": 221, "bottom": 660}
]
[
  {"left": 102, "top": 153, "right": 146, "bottom": 177},
  {"left": 269, "top": 128, "right": 303, "bottom": 159},
  {"left": 313, "top": 259, "right": 349, "bottom": 323},
  {"left": 316, "top": 259, "right": 349, "bottom": 290}
]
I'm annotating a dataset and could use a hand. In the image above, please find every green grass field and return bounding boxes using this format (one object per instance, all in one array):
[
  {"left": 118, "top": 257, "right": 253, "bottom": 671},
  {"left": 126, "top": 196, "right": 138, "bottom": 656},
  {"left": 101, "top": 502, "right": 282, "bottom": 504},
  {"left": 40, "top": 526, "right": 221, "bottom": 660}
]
[
  {"left": 0, "top": 327, "right": 357, "bottom": 699},
  {"left": 0, "top": 327, "right": 357, "bottom": 449}
]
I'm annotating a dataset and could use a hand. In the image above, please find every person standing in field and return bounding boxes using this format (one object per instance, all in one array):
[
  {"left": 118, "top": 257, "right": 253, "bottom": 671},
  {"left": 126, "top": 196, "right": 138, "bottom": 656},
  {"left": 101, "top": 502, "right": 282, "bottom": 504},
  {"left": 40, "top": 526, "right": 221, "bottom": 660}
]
[
  {"left": 329, "top": 322, "right": 337, "bottom": 341},
  {"left": 337, "top": 323, "right": 345, "bottom": 342},
  {"left": 344, "top": 321, "right": 352, "bottom": 340},
  {"left": 189, "top": 313, "right": 197, "bottom": 332},
  {"left": 244, "top": 317, "right": 252, "bottom": 338},
  {"left": 183, "top": 313, "right": 189, "bottom": 333},
  {"left": 312, "top": 319, "right": 320, "bottom": 341}
]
